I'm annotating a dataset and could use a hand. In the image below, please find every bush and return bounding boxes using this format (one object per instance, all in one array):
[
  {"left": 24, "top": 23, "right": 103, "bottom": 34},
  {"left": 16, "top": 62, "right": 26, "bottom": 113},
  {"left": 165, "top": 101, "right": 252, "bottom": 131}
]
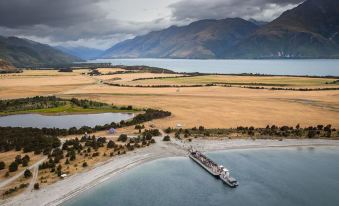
[
  {"left": 15, "top": 155, "right": 22, "bottom": 164},
  {"left": 22, "top": 155, "right": 30, "bottom": 167},
  {"left": 0, "top": 161, "right": 5, "bottom": 170},
  {"left": 9, "top": 161, "right": 18, "bottom": 172},
  {"left": 118, "top": 134, "right": 128, "bottom": 142},
  {"left": 24, "top": 169, "right": 32, "bottom": 178},
  {"left": 82, "top": 162, "right": 88, "bottom": 167},
  {"left": 163, "top": 135, "right": 171, "bottom": 141},
  {"left": 34, "top": 183, "right": 40, "bottom": 190},
  {"left": 164, "top": 127, "right": 173, "bottom": 134},
  {"left": 92, "top": 152, "right": 100, "bottom": 157},
  {"left": 107, "top": 140, "right": 115, "bottom": 148}
]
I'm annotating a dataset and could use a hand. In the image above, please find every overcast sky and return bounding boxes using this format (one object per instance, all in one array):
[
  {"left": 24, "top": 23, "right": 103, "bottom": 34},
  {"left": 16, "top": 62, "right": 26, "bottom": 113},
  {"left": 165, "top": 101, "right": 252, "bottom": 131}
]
[{"left": 0, "top": 0, "right": 303, "bottom": 49}]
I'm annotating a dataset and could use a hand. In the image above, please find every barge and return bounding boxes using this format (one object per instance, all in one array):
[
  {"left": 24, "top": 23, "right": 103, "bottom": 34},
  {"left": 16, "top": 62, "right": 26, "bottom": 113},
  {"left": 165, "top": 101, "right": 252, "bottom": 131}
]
[
  {"left": 189, "top": 149, "right": 238, "bottom": 188},
  {"left": 189, "top": 151, "right": 220, "bottom": 177}
]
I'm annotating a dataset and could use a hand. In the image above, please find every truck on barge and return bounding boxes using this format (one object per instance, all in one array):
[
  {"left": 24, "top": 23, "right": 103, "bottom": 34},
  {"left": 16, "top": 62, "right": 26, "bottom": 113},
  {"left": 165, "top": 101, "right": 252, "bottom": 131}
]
[
  {"left": 189, "top": 149, "right": 238, "bottom": 188},
  {"left": 189, "top": 150, "right": 220, "bottom": 177}
]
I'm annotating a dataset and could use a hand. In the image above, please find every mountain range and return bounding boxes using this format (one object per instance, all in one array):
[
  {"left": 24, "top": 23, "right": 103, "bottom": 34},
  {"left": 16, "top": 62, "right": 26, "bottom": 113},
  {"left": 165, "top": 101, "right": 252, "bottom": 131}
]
[
  {"left": 102, "top": 0, "right": 339, "bottom": 59},
  {"left": 0, "top": 36, "right": 81, "bottom": 67},
  {"left": 0, "top": 0, "right": 338, "bottom": 65},
  {"left": 55, "top": 46, "right": 104, "bottom": 60}
]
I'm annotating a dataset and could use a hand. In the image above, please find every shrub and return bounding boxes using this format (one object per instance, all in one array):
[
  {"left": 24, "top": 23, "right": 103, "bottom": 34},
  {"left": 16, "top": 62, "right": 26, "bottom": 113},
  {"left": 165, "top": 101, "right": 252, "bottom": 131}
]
[
  {"left": 82, "top": 162, "right": 88, "bottom": 167},
  {"left": 24, "top": 169, "right": 32, "bottom": 178},
  {"left": 34, "top": 183, "right": 40, "bottom": 190},
  {"left": 107, "top": 140, "right": 115, "bottom": 148},
  {"left": 22, "top": 155, "right": 30, "bottom": 167},
  {"left": 0, "top": 161, "right": 5, "bottom": 170},
  {"left": 118, "top": 134, "right": 128, "bottom": 142},
  {"left": 164, "top": 127, "right": 173, "bottom": 133},
  {"left": 92, "top": 152, "right": 100, "bottom": 157},
  {"left": 9, "top": 161, "right": 18, "bottom": 172},
  {"left": 163, "top": 135, "right": 171, "bottom": 141},
  {"left": 15, "top": 155, "right": 22, "bottom": 164}
]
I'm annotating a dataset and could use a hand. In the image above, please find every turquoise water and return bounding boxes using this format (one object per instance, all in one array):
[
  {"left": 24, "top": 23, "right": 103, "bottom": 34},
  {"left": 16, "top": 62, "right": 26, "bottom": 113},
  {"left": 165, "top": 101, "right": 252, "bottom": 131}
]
[
  {"left": 89, "top": 59, "right": 339, "bottom": 76},
  {"left": 0, "top": 113, "right": 133, "bottom": 129},
  {"left": 63, "top": 147, "right": 339, "bottom": 206}
]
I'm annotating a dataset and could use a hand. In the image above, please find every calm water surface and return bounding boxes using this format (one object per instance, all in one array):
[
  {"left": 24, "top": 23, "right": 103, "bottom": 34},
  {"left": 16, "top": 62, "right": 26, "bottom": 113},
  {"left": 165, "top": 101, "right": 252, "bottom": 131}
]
[
  {"left": 89, "top": 59, "right": 339, "bottom": 76},
  {"left": 63, "top": 147, "right": 339, "bottom": 206},
  {"left": 0, "top": 113, "right": 133, "bottom": 129}
]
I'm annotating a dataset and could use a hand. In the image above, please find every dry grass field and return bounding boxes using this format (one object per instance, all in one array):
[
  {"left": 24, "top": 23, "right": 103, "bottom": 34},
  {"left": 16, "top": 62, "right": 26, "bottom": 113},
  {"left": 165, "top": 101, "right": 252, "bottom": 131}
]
[
  {"left": 61, "top": 85, "right": 339, "bottom": 128},
  {"left": 0, "top": 70, "right": 96, "bottom": 99},
  {"left": 0, "top": 175, "right": 31, "bottom": 200},
  {"left": 1, "top": 69, "right": 338, "bottom": 128},
  {"left": 96, "top": 68, "right": 126, "bottom": 74},
  {"left": 37, "top": 145, "right": 115, "bottom": 187},
  {"left": 97, "top": 72, "right": 184, "bottom": 82},
  {"left": 0, "top": 151, "right": 44, "bottom": 181},
  {"left": 130, "top": 75, "right": 338, "bottom": 87},
  {"left": 37, "top": 135, "right": 151, "bottom": 187}
]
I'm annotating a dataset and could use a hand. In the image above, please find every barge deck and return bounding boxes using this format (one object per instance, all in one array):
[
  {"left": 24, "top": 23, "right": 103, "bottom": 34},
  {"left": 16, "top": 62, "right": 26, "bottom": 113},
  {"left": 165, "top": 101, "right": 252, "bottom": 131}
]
[{"left": 189, "top": 150, "right": 238, "bottom": 188}]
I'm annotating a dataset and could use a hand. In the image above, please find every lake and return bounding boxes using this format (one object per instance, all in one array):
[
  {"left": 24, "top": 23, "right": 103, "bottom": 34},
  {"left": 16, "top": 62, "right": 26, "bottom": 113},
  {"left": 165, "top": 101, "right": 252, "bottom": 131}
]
[
  {"left": 0, "top": 113, "right": 133, "bottom": 129},
  {"left": 63, "top": 146, "right": 339, "bottom": 206},
  {"left": 88, "top": 59, "right": 339, "bottom": 76}
]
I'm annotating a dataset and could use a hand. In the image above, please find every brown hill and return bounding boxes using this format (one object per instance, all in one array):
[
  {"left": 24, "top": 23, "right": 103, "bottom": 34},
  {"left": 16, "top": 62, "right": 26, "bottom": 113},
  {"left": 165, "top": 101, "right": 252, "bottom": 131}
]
[{"left": 0, "top": 59, "right": 21, "bottom": 73}]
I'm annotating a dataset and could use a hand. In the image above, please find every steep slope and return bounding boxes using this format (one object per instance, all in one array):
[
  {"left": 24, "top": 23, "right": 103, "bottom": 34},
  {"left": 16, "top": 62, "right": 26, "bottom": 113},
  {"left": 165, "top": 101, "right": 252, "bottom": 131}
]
[
  {"left": 55, "top": 46, "right": 103, "bottom": 60},
  {"left": 102, "top": 18, "right": 258, "bottom": 59},
  {"left": 232, "top": 0, "right": 339, "bottom": 58},
  {"left": 0, "top": 59, "right": 20, "bottom": 73},
  {"left": 0, "top": 36, "right": 82, "bottom": 67}
]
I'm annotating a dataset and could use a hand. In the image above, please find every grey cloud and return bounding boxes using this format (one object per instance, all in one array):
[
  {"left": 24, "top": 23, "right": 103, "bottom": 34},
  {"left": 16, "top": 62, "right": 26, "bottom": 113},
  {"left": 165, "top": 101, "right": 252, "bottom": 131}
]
[
  {"left": 0, "top": 0, "right": 303, "bottom": 49},
  {"left": 0, "top": 0, "right": 104, "bottom": 28},
  {"left": 0, "top": 0, "right": 173, "bottom": 49},
  {"left": 0, "top": 17, "right": 172, "bottom": 49},
  {"left": 170, "top": 0, "right": 304, "bottom": 22}
]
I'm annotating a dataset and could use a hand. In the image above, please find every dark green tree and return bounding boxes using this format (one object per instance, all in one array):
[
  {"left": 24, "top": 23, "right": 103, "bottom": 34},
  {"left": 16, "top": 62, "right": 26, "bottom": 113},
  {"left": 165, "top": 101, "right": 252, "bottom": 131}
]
[
  {"left": 9, "top": 161, "right": 18, "bottom": 172},
  {"left": 0, "top": 161, "right": 5, "bottom": 170},
  {"left": 107, "top": 140, "right": 115, "bottom": 148},
  {"left": 118, "top": 134, "right": 128, "bottom": 142},
  {"left": 163, "top": 135, "right": 171, "bottom": 141},
  {"left": 24, "top": 169, "right": 32, "bottom": 178},
  {"left": 34, "top": 183, "right": 39, "bottom": 190}
]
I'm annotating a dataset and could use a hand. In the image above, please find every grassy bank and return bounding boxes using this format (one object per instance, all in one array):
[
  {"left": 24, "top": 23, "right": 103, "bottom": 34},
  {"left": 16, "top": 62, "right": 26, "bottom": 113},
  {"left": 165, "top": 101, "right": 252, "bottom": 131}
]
[
  {"left": 0, "top": 103, "right": 137, "bottom": 116},
  {"left": 0, "top": 96, "right": 138, "bottom": 116}
]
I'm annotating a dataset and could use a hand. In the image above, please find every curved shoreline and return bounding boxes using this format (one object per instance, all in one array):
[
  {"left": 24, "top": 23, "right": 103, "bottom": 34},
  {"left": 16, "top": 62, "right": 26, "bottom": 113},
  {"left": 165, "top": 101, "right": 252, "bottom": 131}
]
[{"left": 2, "top": 138, "right": 339, "bottom": 206}]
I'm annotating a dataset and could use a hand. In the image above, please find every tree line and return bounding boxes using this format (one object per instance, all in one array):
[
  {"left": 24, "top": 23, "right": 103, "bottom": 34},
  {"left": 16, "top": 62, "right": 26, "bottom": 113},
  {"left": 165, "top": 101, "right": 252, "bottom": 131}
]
[
  {"left": 0, "top": 109, "right": 171, "bottom": 153},
  {"left": 38, "top": 133, "right": 156, "bottom": 177},
  {"left": 0, "top": 96, "right": 135, "bottom": 112},
  {"left": 165, "top": 124, "right": 338, "bottom": 139},
  {"left": 0, "top": 96, "right": 65, "bottom": 112},
  {"left": 242, "top": 86, "right": 339, "bottom": 91}
]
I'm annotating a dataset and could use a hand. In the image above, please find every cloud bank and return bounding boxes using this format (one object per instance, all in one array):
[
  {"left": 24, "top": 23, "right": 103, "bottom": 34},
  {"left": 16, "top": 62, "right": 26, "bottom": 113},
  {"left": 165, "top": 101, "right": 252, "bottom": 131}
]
[{"left": 0, "top": 0, "right": 303, "bottom": 49}]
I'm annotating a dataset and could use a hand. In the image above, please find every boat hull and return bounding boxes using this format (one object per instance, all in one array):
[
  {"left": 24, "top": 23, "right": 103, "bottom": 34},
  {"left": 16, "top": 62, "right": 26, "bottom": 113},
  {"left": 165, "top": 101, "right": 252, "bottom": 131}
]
[{"left": 220, "top": 177, "right": 238, "bottom": 188}]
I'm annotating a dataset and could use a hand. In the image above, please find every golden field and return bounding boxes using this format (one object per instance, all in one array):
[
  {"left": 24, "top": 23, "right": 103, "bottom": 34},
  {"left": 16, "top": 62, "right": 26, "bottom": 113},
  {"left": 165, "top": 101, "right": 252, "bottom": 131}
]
[
  {"left": 1, "top": 69, "right": 338, "bottom": 128},
  {"left": 120, "top": 75, "right": 337, "bottom": 87}
]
